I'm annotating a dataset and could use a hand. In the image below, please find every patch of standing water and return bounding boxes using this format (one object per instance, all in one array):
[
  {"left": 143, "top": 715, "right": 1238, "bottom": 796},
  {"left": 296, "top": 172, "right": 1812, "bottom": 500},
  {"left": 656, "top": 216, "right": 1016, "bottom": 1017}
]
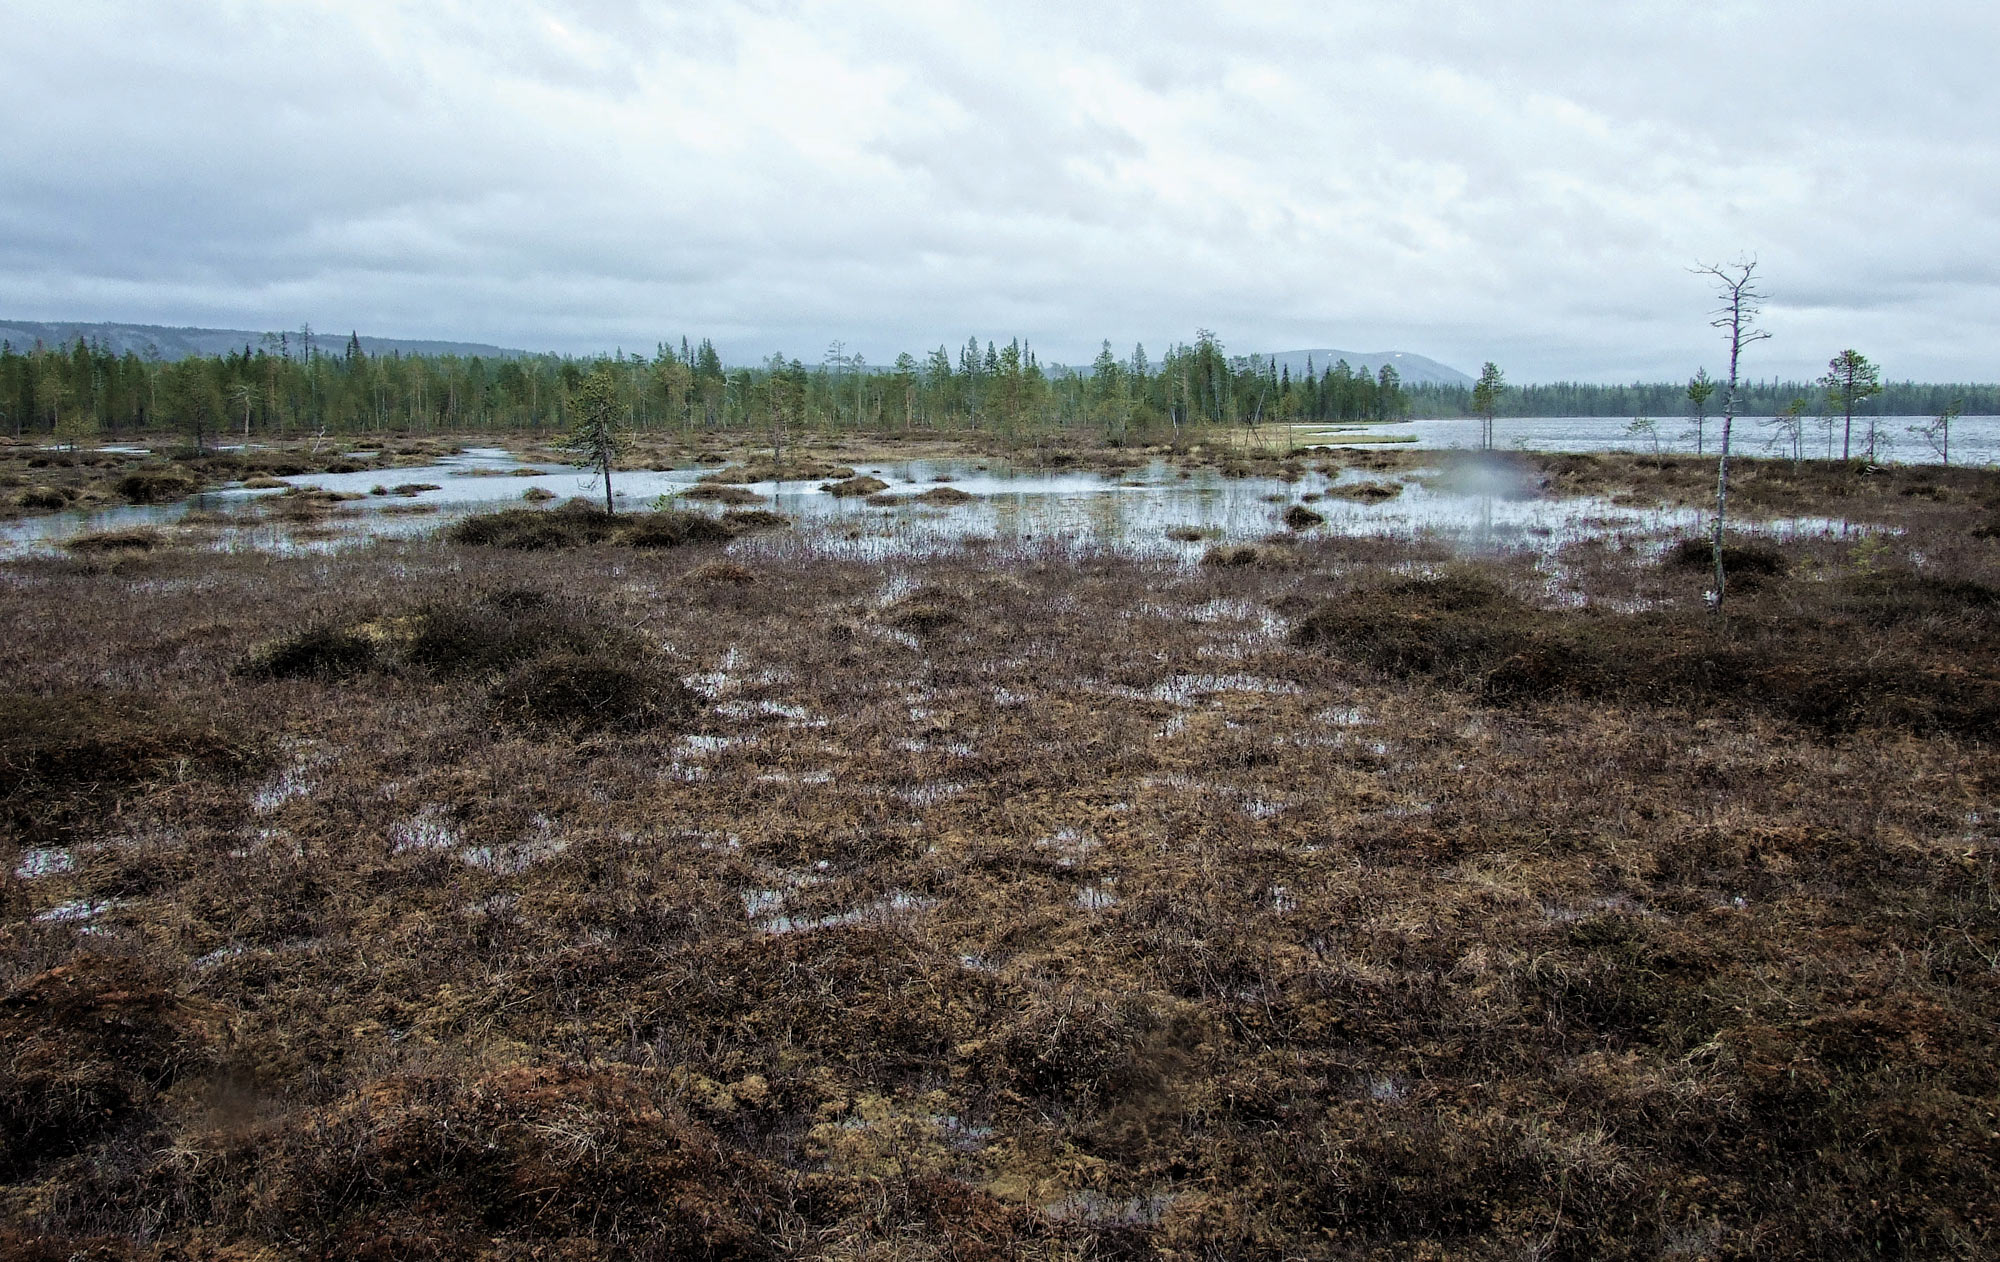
[
  {"left": 388, "top": 806, "right": 458, "bottom": 854},
  {"left": 14, "top": 848, "right": 74, "bottom": 879},
  {"left": 4, "top": 446, "right": 1886, "bottom": 558},
  {"left": 1077, "top": 881, "right": 1120, "bottom": 911},
  {"left": 34, "top": 898, "right": 119, "bottom": 923}
]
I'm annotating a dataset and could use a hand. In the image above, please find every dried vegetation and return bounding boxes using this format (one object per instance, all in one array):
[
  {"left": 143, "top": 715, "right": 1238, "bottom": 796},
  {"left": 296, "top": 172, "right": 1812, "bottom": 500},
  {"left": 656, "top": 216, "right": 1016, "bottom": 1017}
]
[{"left": 2, "top": 454, "right": 1999, "bottom": 1258}]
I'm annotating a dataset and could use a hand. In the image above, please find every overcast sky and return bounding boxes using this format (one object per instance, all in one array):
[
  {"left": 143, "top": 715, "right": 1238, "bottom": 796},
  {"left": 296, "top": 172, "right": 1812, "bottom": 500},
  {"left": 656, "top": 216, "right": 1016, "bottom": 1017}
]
[{"left": 3, "top": 1, "right": 1995, "bottom": 381}]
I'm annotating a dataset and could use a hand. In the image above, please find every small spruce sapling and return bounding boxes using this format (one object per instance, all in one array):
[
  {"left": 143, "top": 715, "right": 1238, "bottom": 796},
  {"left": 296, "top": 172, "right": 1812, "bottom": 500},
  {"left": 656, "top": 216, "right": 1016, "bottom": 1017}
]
[
  {"left": 566, "top": 364, "right": 629, "bottom": 515},
  {"left": 1686, "top": 368, "right": 1715, "bottom": 455}
]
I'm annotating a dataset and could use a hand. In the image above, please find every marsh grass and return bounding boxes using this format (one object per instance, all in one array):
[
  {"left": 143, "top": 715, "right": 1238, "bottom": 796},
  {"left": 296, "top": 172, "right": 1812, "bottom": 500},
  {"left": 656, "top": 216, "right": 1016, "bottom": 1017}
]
[
  {"left": 113, "top": 468, "right": 198, "bottom": 503},
  {"left": 3, "top": 454, "right": 1999, "bottom": 1258},
  {"left": 490, "top": 653, "right": 701, "bottom": 733},
  {"left": 63, "top": 529, "right": 162, "bottom": 553},
  {"left": 244, "top": 624, "right": 380, "bottom": 679},
  {"left": 1291, "top": 565, "right": 2000, "bottom": 735},
  {"left": 679, "top": 482, "right": 766, "bottom": 505},
  {"left": 1663, "top": 535, "right": 1786, "bottom": 576},
  {"left": 824, "top": 475, "right": 892, "bottom": 498},
  {"left": 447, "top": 504, "right": 742, "bottom": 550}
]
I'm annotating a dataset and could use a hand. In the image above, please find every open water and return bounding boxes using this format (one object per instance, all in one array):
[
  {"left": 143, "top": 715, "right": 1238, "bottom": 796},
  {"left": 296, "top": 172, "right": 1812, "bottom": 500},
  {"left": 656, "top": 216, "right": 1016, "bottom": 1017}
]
[{"left": 1, "top": 434, "right": 1905, "bottom": 560}]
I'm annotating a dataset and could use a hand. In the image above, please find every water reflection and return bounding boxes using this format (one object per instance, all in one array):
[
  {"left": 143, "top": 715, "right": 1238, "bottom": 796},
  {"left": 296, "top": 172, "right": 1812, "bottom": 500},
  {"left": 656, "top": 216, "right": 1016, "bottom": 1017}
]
[
  {"left": 1302, "top": 415, "right": 2000, "bottom": 465},
  {"left": 3, "top": 448, "right": 1869, "bottom": 560}
]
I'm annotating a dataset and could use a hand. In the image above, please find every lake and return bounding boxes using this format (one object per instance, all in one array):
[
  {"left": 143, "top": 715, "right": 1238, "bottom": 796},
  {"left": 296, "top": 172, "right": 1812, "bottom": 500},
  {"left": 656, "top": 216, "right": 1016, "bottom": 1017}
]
[{"left": 1301, "top": 414, "right": 2000, "bottom": 464}]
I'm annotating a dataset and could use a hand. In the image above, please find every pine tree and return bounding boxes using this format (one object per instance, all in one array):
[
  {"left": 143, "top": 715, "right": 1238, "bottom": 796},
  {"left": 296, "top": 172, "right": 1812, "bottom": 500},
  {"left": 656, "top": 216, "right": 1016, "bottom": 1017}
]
[
  {"left": 1471, "top": 363, "right": 1505, "bottom": 448},
  {"left": 1819, "top": 349, "right": 1882, "bottom": 462}
]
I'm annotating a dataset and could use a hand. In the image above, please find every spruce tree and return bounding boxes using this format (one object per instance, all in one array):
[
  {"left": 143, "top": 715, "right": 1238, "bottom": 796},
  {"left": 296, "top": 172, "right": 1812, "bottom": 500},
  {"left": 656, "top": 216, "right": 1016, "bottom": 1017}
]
[{"left": 567, "top": 364, "right": 628, "bottom": 515}]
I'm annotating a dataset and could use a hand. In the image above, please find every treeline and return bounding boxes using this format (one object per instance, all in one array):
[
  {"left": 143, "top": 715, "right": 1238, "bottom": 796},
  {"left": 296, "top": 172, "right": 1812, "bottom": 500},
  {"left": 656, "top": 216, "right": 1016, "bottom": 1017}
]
[
  {"left": 2, "top": 331, "right": 1988, "bottom": 447},
  {"left": 1406, "top": 379, "right": 2000, "bottom": 419},
  {"left": 0, "top": 331, "right": 1414, "bottom": 445}
]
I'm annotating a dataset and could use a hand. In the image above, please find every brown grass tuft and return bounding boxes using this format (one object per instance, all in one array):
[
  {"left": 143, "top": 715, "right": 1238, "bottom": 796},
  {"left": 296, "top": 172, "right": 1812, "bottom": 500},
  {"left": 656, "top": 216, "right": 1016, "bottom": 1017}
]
[
  {"left": 64, "top": 529, "right": 162, "bottom": 553},
  {"left": 824, "top": 475, "right": 892, "bottom": 498},
  {"left": 489, "top": 652, "right": 701, "bottom": 732}
]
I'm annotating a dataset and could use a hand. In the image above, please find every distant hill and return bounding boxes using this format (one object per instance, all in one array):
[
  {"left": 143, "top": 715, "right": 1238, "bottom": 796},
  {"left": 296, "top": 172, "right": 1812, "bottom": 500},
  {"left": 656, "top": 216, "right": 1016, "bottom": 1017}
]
[
  {"left": 1258, "top": 349, "right": 1473, "bottom": 388},
  {"left": 0, "top": 319, "right": 532, "bottom": 361}
]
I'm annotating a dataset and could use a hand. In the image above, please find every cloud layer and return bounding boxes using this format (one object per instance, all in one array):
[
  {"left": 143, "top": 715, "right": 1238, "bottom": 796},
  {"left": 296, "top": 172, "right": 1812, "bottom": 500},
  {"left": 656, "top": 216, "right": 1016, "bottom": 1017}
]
[{"left": 5, "top": 1, "right": 1996, "bottom": 380}]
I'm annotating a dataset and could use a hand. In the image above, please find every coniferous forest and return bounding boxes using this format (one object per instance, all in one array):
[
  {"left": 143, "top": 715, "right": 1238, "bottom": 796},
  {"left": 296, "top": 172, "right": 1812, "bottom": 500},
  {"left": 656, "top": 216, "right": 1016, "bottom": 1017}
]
[{"left": 7, "top": 332, "right": 1987, "bottom": 449}]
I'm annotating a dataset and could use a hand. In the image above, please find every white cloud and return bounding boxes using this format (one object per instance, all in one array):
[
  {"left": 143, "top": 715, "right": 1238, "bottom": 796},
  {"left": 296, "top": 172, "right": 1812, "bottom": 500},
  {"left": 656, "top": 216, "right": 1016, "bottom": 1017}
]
[{"left": 1, "top": 0, "right": 1995, "bottom": 380}]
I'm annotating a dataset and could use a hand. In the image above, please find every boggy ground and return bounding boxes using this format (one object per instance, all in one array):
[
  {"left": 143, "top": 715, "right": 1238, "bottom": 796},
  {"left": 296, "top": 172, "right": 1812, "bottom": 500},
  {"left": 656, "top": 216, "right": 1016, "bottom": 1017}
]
[{"left": 3, "top": 460, "right": 1999, "bottom": 1259}]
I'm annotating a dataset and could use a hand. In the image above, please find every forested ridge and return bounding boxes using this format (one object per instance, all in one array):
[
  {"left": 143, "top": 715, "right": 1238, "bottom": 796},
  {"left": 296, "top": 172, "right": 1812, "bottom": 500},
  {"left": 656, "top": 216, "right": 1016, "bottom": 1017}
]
[
  {"left": 3, "top": 330, "right": 1990, "bottom": 446},
  {"left": 1407, "top": 378, "right": 2000, "bottom": 420}
]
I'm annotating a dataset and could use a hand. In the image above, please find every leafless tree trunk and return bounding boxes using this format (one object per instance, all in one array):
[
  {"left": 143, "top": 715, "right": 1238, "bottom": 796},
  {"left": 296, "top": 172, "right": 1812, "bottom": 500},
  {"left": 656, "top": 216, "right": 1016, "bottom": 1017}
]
[{"left": 1693, "top": 259, "right": 1772, "bottom": 617}]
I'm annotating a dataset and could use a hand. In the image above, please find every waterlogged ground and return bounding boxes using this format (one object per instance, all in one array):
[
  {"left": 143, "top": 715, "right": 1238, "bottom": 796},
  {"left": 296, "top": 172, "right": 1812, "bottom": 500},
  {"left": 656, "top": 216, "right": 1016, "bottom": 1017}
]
[
  {"left": 3, "top": 442, "right": 1875, "bottom": 561},
  {"left": 1303, "top": 413, "right": 2000, "bottom": 464},
  {"left": 3, "top": 461, "right": 1999, "bottom": 1258}
]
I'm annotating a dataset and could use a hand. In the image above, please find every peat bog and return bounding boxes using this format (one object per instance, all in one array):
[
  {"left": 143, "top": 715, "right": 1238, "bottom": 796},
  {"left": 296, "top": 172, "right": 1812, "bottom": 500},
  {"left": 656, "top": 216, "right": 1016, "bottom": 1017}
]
[{"left": 2, "top": 440, "right": 1998, "bottom": 1259}]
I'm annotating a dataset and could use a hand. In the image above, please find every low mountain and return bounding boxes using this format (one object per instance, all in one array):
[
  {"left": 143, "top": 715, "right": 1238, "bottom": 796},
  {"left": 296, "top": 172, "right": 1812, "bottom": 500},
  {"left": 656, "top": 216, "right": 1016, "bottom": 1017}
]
[{"left": 0, "top": 319, "right": 531, "bottom": 361}]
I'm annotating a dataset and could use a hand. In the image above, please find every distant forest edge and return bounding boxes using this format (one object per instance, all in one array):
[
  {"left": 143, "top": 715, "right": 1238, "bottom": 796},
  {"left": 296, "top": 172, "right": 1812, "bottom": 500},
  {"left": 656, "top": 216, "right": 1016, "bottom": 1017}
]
[{"left": 2, "top": 328, "right": 1991, "bottom": 445}]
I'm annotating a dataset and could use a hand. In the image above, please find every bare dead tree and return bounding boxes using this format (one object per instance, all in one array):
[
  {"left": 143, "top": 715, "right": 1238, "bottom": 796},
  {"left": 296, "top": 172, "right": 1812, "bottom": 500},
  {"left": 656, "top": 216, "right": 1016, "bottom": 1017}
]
[{"left": 1692, "top": 258, "right": 1772, "bottom": 616}]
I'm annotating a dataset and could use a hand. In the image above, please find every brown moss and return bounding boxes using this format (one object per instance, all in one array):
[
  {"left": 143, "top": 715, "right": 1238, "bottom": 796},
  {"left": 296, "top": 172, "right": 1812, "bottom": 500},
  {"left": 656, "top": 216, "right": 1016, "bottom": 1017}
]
[
  {"left": 679, "top": 483, "right": 764, "bottom": 505},
  {"left": 446, "top": 505, "right": 617, "bottom": 549},
  {"left": 618, "top": 509, "right": 733, "bottom": 548},
  {"left": 688, "top": 561, "right": 758, "bottom": 585},
  {"left": 0, "top": 690, "right": 252, "bottom": 800},
  {"left": 245, "top": 624, "right": 381, "bottom": 679},
  {"left": 64, "top": 529, "right": 162, "bottom": 553},
  {"left": 19, "top": 486, "right": 75, "bottom": 510},
  {"left": 880, "top": 591, "right": 961, "bottom": 634},
  {"left": 1664, "top": 536, "right": 1787, "bottom": 576},
  {"left": 1323, "top": 479, "right": 1403, "bottom": 502},
  {"left": 403, "top": 590, "right": 635, "bottom": 676},
  {"left": 1291, "top": 569, "right": 2000, "bottom": 736},
  {"left": 250, "top": 1066, "right": 781, "bottom": 1256},
  {"left": 823, "top": 475, "right": 892, "bottom": 498},
  {"left": 0, "top": 957, "right": 219, "bottom": 1181},
  {"left": 700, "top": 458, "right": 855, "bottom": 484},
  {"left": 114, "top": 468, "right": 199, "bottom": 503},
  {"left": 719, "top": 509, "right": 789, "bottom": 533},
  {"left": 489, "top": 652, "right": 701, "bottom": 733},
  {"left": 6, "top": 452, "right": 2000, "bottom": 1257}
]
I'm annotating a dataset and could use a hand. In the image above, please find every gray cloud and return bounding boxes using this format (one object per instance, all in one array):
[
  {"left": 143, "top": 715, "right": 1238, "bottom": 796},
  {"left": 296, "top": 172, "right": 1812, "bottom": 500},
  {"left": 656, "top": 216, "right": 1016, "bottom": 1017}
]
[{"left": 3, "top": 0, "right": 1996, "bottom": 380}]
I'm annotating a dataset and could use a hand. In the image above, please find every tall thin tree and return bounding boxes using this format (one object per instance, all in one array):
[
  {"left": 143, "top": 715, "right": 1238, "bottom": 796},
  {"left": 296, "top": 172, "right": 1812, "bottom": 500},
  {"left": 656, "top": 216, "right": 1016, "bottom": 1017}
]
[
  {"left": 1819, "top": 349, "right": 1882, "bottom": 462},
  {"left": 1471, "top": 362, "right": 1505, "bottom": 450},
  {"left": 1693, "top": 259, "right": 1772, "bottom": 616}
]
